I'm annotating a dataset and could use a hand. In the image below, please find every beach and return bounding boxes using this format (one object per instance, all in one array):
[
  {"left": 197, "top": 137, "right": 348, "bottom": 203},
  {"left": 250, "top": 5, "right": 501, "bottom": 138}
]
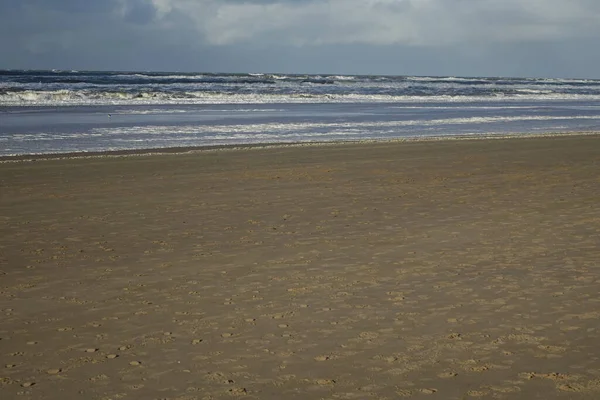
[{"left": 1, "top": 135, "right": 599, "bottom": 399}]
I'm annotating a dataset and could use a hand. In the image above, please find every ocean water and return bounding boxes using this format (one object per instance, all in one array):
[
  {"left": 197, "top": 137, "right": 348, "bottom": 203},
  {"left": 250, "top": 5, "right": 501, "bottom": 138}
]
[{"left": 1, "top": 70, "right": 600, "bottom": 156}]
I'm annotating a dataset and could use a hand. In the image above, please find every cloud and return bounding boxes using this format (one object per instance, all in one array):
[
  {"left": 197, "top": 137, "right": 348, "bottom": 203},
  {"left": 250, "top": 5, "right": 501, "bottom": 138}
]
[
  {"left": 2, "top": 0, "right": 600, "bottom": 77},
  {"left": 145, "top": 0, "right": 600, "bottom": 46},
  {"left": 4, "top": 1, "right": 600, "bottom": 50}
]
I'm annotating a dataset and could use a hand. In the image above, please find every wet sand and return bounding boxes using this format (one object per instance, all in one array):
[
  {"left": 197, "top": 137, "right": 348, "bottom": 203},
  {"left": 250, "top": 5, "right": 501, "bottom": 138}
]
[{"left": 1, "top": 135, "right": 599, "bottom": 399}]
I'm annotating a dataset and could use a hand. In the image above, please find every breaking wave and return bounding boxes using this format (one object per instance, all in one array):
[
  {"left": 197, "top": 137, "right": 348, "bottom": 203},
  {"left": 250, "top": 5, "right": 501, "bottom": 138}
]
[
  {"left": 4, "top": 88, "right": 600, "bottom": 106},
  {"left": 3, "top": 70, "right": 600, "bottom": 106}
]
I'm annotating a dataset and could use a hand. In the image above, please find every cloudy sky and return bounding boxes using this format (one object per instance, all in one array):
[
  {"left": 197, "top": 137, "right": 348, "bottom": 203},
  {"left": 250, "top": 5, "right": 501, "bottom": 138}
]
[{"left": 2, "top": 0, "right": 600, "bottom": 78}]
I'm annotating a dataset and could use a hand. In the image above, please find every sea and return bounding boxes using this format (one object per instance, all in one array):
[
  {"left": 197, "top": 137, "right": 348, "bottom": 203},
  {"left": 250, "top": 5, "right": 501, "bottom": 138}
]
[{"left": 2, "top": 70, "right": 600, "bottom": 157}]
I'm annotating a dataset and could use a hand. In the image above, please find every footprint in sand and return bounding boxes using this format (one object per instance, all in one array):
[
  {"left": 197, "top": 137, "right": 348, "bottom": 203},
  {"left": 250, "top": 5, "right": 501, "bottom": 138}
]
[
  {"left": 359, "top": 332, "right": 379, "bottom": 340},
  {"left": 228, "top": 387, "right": 248, "bottom": 395},
  {"left": 396, "top": 389, "right": 413, "bottom": 397},
  {"left": 1, "top": 377, "right": 16, "bottom": 386},
  {"left": 438, "top": 372, "right": 458, "bottom": 378},
  {"left": 89, "top": 374, "right": 109, "bottom": 382},
  {"left": 315, "top": 379, "right": 336, "bottom": 385},
  {"left": 467, "top": 390, "right": 488, "bottom": 397}
]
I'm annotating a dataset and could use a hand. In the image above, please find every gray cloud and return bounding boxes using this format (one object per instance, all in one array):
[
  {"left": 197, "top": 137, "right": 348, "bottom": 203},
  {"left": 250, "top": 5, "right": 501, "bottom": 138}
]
[
  {"left": 1, "top": 0, "right": 600, "bottom": 78},
  {"left": 143, "top": 0, "right": 600, "bottom": 46}
]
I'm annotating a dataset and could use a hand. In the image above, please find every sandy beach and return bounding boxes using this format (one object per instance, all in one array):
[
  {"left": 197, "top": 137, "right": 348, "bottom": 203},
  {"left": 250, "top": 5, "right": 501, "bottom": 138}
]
[{"left": 1, "top": 135, "right": 600, "bottom": 399}]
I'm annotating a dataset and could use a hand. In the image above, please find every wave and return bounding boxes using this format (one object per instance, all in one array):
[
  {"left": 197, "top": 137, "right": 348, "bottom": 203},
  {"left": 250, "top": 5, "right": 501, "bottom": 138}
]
[
  {"left": 114, "top": 73, "right": 209, "bottom": 80},
  {"left": 80, "top": 114, "right": 600, "bottom": 137},
  {"left": 115, "top": 107, "right": 284, "bottom": 115},
  {"left": 4, "top": 88, "right": 600, "bottom": 106},
  {"left": 408, "top": 76, "right": 474, "bottom": 82},
  {"left": 0, "top": 71, "right": 374, "bottom": 87},
  {"left": 327, "top": 75, "right": 356, "bottom": 81},
  {"left": 9, "top": 114, "right": 597, "bottom": 145},
  {"left": 514, "top": 89, "right": 554, "bottom": 94},
  {"left": 529, "top": 77, "right": 598, "bottom": 85},
  {"left": 405, "top": 76, "right": 499, "bottom": 85}
]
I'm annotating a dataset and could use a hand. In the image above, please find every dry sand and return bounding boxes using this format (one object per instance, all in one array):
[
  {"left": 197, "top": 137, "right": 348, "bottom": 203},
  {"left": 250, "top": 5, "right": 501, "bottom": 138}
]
[{"left": 1, "top": 135, "right": 599, "bottom": 399}]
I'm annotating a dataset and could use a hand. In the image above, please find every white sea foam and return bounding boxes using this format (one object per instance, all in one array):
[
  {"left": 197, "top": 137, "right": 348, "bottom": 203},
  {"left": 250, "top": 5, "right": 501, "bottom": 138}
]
[
  {"left": 4, "top": 113, "right": 600, "bottom": 147},
  {"left": 72, "top": 114, "right": 600, "bottom": 140},
  {"left": 4, "top": 89, "right": 600, "bottom": 106},
  {"left": 328, "top": 75, "right": 356, "bottom": 81},
  {"left": 114, "top": 73, "right": 210, "bottom": 80},
  {"left": 406, "top": 76, "right": 479, "bottom": 82},
  {"left": 115, "top": 108, "right": 188, "bottom": 115},
  {"left": 535, "top": 77, "right": 596, "bottom": 84},
  {"left": 514, "top": 89, "right": 554, "bottom": 94},
  {"left": 113, "top": 108, "right": 285, "bottom": 115}
]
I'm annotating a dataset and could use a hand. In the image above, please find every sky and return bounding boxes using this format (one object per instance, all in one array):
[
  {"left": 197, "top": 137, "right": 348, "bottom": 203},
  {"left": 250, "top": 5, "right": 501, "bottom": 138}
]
[{"left": 2, "top": 0, "right": 600, "bottom": 78}]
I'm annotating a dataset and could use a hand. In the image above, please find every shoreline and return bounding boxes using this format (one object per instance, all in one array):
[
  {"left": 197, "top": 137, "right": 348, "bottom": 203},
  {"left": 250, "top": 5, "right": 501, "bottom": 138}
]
[{"left": 1, "top": 130, "right": 599, "bottom": 163}]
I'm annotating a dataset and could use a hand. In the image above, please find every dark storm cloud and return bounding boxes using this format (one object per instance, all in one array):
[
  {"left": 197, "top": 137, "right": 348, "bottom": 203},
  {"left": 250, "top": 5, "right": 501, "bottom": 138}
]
[
  {"left": 1, "top": 0, "right": 600, "bottom": 78},
  {"left": 122, "top": 0, "right": 159, "bottom": 24}
]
